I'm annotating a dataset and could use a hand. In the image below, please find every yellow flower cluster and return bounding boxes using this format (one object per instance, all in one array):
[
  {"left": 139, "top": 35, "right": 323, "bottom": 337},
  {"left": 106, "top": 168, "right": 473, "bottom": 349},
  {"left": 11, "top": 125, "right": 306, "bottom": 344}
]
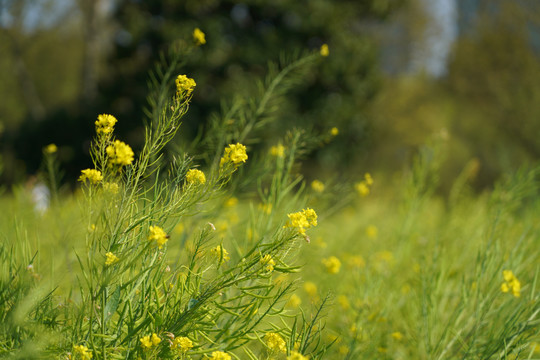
[
  {"left": 148, "top": 225, "right": 168, "bottom": 249},
  {"left": 78, "top": 169, "right": 103, "bottom": 184},
  {"left": 44, "top": 143, "right": 57, "bottom": 154},
  {"left": 303, "top": 281, "right": 317, "bottom": 297},
  {"left": 322, "top": 256, "right": 341, "bottom": 274},
  {"left": 320, "top": 44, "right": 329, "bottom": 57},
  {"left": 260, "top": 254, "right": 276, "bottom": 272},
  {"left": 95, "top": 114, "right": 117, "bottom": 135},
  {"left": 366, "top": 225, "right": 378, "bottom": 239},
  {"left": 211, "top": 245, "right": 230, "bottom": 262},
  {"left": 171, "top": 336, "right": 193, "bottom": 353},
  {"left": 176, "top": 74, "right": 196, "bottom": 97},
  {"left": 209, "top": 351, "right": 231, "bottom": 360},
  {"left": 106, "top": 140, "right": 134, "bottom": 167},
  {"left": 220, "top": 143, "right": 248, "bottom": 167},
  {"left": 140, "top": 333, "right": 161, "bottom": 349},
  {"left": 105, "top": 252, "right": 119, "bottom": 266},
  {"left": 193, "top": 28, "right": 206, "bottom": 45},
  {"left": 186, "top": 168, "right": 206, "bottom": 184},
  {"left": 270, "top": 144, "right": 285, "bottom": 157},
  {"left": 311, "top": 180, "right": 325, "bottom": 193},
  {"left": 265, "top": 332, "right": 287, "bottom": 353},
  {"left": 330, "top": 127, "right": 339, "bottom": 136},
  {"left": 355, "top": 173, "right": 373, "bottom": 197},
  {"left": 73, "top": 344, "right": 92, "bottom": 359},
  {"left": 285, "top": 208, "right": 318, "bottom": 236},
  {"left": 501, "top": 270, "right": 521, "bottom": 297},
  {"left": 288, "top": 351, "right": 309, "bottom": 360}
]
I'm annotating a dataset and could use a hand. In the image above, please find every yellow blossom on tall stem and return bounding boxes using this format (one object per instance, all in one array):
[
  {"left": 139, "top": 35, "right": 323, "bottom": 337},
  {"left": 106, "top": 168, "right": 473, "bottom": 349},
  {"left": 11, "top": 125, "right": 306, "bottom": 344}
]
[
  {"left": 211, "top": 245, "right": 230, "bottom": 262},
  {"left": 265, "top": 332, "right": 287, "bottom": 353},
  {"left": 209, "top": 350, "right": 231, "bottom": 360},
  {"left": 501, "top": 270, "right": 521, "bottom": 297},
  {"left": 95, "top": 114, "right": 117, "bottom": 135},
  {"left": 148, "top": 225, "right": 169, "bottom": 249},
  {"left": 320, "top": 44, "right": 329, "bottom": 57},
  {"left": 171, "top": 336, "right": 193, "bottom": 353},
  {"left": 220, "top": 143, "right": 248, "bottom": 168},
  {"left": 78, "top": 169, "right": 103, "bottom": 184},
  {"left": 73, "top": 344, "right": 93, "bottom": 359},
  {"left": 105, "top": 252, "right": 119, "bottom": 266},
  {"left": 284, "top": 208, "right": 318, "bottom": 238},
  {"left": 311, "top": 180, "right": 325, "bottom": 193},
  {"left": 186, "top": 168, "right": 206, "bottom": 184},
  {"left": 260, "top": 254, "right": 276, "bottom": 272},
  {"left": 176, "top": 75, "right": 196, "bottom": 97},
  {"left": 322, "top": 256, "right": 341, "bottom": 274},
  {"left": 193, "top": 28, "right": 206, "bottom": 45},
  {"left": 140, "top": 333, "right": 161, "bottom": 349},
  {"left": 44, "top": 143, "right": 57, "bottom": 154},
  {"left": 106, "top": 140, "right": 134, "bottom": 167},
  {"left": 270, "top": 144, "right": 285, "bottom": 157},
  {"left": 288, "top": 351, "right": 309, "bottom": 360}
]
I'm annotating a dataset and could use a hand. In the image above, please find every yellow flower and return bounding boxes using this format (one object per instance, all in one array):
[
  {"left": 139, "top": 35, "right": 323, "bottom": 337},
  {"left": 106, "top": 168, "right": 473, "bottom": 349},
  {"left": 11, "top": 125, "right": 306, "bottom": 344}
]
[
  {"left": 347, "top": 255, "right": 365, "bottom": 268},
  {"left": 211, "top": 245, "right": 230, "bottom": 262},
  {"left": 176, "top": 74, "right": 196, "bottom": 96},
  {"left": 364, "top": 173, "right": 373, "bottom": 186},
  {"left": 106, "top": 140, "right": 134, "bottom": 167},
  {"left": 501, "top": 270, "right": 521, "bottom": 297},
  {"left": 303, "top": 281, "right": 317, "bottom": 297},
  {"left": 311, "top": 180, "right": 325, "bottom": 193},
  {"left": 78, "top": 169, "right": 103, "bottom": 184},
  {"left": 270, "top": 144, "right": 285, "bottom": 157},
  {"left": 95, "top": 114, "right": 117, "bottom": 135},
  {"left": 330, "top": 127, "right": 339, "bottom": 136},
  {"left": 193, "top": 27, "right": 206, "bottom": 45},
  {"left": 265, "top": 332, "right": 287, "bottom": 353},
  {"left": 337, "top": 295, "right": 350, "bottom": 310},
  {"left": 186, "top": 169, "right": 206, "bottom": 184},
  {"left": 287, "top": 351, "right": 309, "bottom": 360},
  {"left": 171, "top": 336, "right": 193, "bottom": 352},
  {"left": 103, "top": 182, "right": 119, "bottom": 194},
  {"left": 287, "top": 294, "right": 302, "bottom": 308},
  {"left": 73, "top": 344, "right": 92, "bottom": 359},
  {"left": 105, "top": 252, "right": 119, "bottom": 266},
  {"left": 366, "top": 225, "right": 378, "bottom": 239},
  {"left": 322, "top": 256, "right": 341, "bottom": 274},
  {"left": 220, "top": 143, "right": 248, "bottom": 167},
  {"left": 355, "top": 181, "right": 370, "bottom": 197},
  {"left": 284, "top": 208, "right": 317, "bottom": 237},
  {"left": 44, "top": 143, "right": 57, "bottom": 154},
  {"left": 140, "top": 333, "right": 161, "bottom": 349},
  {"left": 209, "top": 351, "right": 231, "bottom": 360},
  {"left": 148, "top": 225, "right": 169, "bottom": 249},
  {"left": 260, "top": 254, "right": 276, "bottom": 272},
  {"left": 320, "top": 44, "right": 329, "bottom": 57},
  {"left": 224, "top": 197, "right": 238, "bottom": 207},
  {"left": 391, "top": 331, "right": 403, "bottom": 340}
]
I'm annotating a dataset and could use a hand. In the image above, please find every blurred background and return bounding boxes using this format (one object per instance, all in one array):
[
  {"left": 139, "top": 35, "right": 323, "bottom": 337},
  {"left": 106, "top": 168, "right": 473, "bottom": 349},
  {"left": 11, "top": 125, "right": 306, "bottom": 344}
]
[{"left": 1, "top": 0, "right": 539, "bottom": 193}]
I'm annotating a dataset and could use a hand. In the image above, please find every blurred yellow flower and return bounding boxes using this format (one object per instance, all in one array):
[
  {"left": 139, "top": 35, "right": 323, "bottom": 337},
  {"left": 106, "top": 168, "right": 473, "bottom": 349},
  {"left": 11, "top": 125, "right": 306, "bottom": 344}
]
[
  {"left": 140, "top": 333, "right": 161, "bottom": 349},
  {"left": 193, "top": 27, "right": 206, "bottom": 45},
  {"left": 224, "top": 197, "right": 238, "bottom": 207},
  {"left": 74, "top": 344, "right": 92, "bottom": 359},
  {"left": 355, "top": 173, "right": 373, "bottom": 197},
  {"left": 287, "top": 351, "right": 309, "bottom": 360},
  {"left": 105, "top": 252, "right": 119, "bottom": 266},
  {"left": 322, "top": 256, "right": 341, "bottom": 274},
  {"left": 95, "top": 114, "right": 117, "bottom": 134},
  {"left": 211, "top": 245, "right": 230, "bottom": 262},
  {"left": 259, "top": 203, "right": 273, "bottom": 214},
  {"left": 330, "top": 127, "right": 339, "bottom": 136},
  {"left": 501, "top": 269, "right": 521, "bottom": 297},
  {"left": 270, "top": 144, "right": 285, "bottom": 157},
  {"left": 265, "top": 332, "right": 287, "bottom": 353},
  {"left": 311, "top": 180, "right": 325, "bottom": 193},
  {"left": 103, "top": 182, "right": 119, "bottom": 194},
  {"left": 44, "top": 143, "right": 57, "bottom": 154},
  {"left": 347, "top": 255, "right": 365, "bottom": 268},
  {"left": 209, "top": 351, "right": 231, "bottom": 360},
  {"left": 287, "top": 293, "right": 302, "bottom": 308},
  {"left": 78, "top": 169, "right": 103, "bottom": 184},
  {"left": 303, "top": 281, "right": 317, "bottom": 297},
  {"left": 391, "top": 331, "right": 403, "bottom": 340},
  {"left": 320, "top": 44, "right": 329, "bottom": 57},
  {"left": 148, "top": 225, "right": 168, "bottom": 249},
  {"left": 366, "top": 225, "right": 378, "bottom": 239},
  {"left": 171, "top": 336, "right": 193, "bottom": 352},
  {"left": 186, "top": 169, "right": 206, "bottom": 184},
  {"left": 337, "top": 295, "right": 350, "bottom": 310},
  {"left": 260, "top": 254, "right": 276, "bottom": 272},
  {"left": 106, "top": 140, "right": 134, "bottom": 167}
]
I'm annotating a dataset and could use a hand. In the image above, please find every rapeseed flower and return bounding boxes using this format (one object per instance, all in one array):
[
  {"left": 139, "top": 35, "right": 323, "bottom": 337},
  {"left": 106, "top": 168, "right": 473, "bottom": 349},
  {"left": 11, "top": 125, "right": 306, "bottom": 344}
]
[
  {"left": 140, "top": 333, "right": 161, "bottom": 349},
  {"left": 260, "top": 254, "right": 276, "bottom": 272},
  {"left": 209, "top": 351, "right": 231, "bottom": 360},
  {"left": 73, "top": 344, "right": 92, "bottom": 359},
  {"left": 224, "top": 197, "right": 238, "bottom": 207},
  {"left": 193, "top": 28, "right": 206, "bottom": 45},
  {"left": 186, "top": 168, "right": 206, "bottom": 184},
  {"left": 285, "top": 208, "right": 318, "bottom": 237},
  {"left": 103, "top": 182, "right": 119, "bottom": 194},
  {"left": 288, "top": 351, "right": 309, "bottom": 360},
  {"left": 211, "top": 245, "right": 230, "bottom": 262},
  {"left": 287, "top": 294, "right": 302, "bottom": 308},
  {"left": 106, "top": 140, "right": 134, "bottom": 167},
  {"left": 355, "top": 173, "right": 373, "bottom": 197},
  {"left": 330, "top": 127, "right": 339, "bottom": 136},
  {"left": 44, "top": 143, "right": 57, "bottom": 154},
  {"left": 270, "top": 144, "right": 285, "bottom": 157},
  {"left": 220, "top": 143, "right": 248, "bottom": 167},
  {"left": 337, "top": 295, "right": 350, "bottom": 310},
  {"left": 391, "top": 331, "right": 403, "bottom": 340},
  {"left": 303, "top": 281, "right": 317, "bottom": 297},
  {"left": 171, "top": 336, "right": 193, "bottom": 352},
  {"left": 148, "top": 225, "right": 168, "bottom": 249},
  {"left": 320, "top": 44, "right": 329, "bottom": 57},
  {"left": 105, "top": 252, "right": 119, "bottom": 266},
  {"left": 501, "top": 269, "right": 521, "bottom": 297},
  {"left": 78, "top": 169, "right": 103, "bottom": 184},
  {"left": 366, "top": 225, "right": 378, "bottom": 239},
  {"left": 311, "top": 180, "right": 325, "bottom": 193},
  {"left": 95, "top": 114, "right": 117, "bottom": 135},
  {"left": 322, "top": 256, "right": 341, "bottom": 274},
  {"left": 176, "top": 75, "right": 196, "bottom": 97},
  {"left": 265, "top": 332, "right": 287, "bottom": 353}
]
